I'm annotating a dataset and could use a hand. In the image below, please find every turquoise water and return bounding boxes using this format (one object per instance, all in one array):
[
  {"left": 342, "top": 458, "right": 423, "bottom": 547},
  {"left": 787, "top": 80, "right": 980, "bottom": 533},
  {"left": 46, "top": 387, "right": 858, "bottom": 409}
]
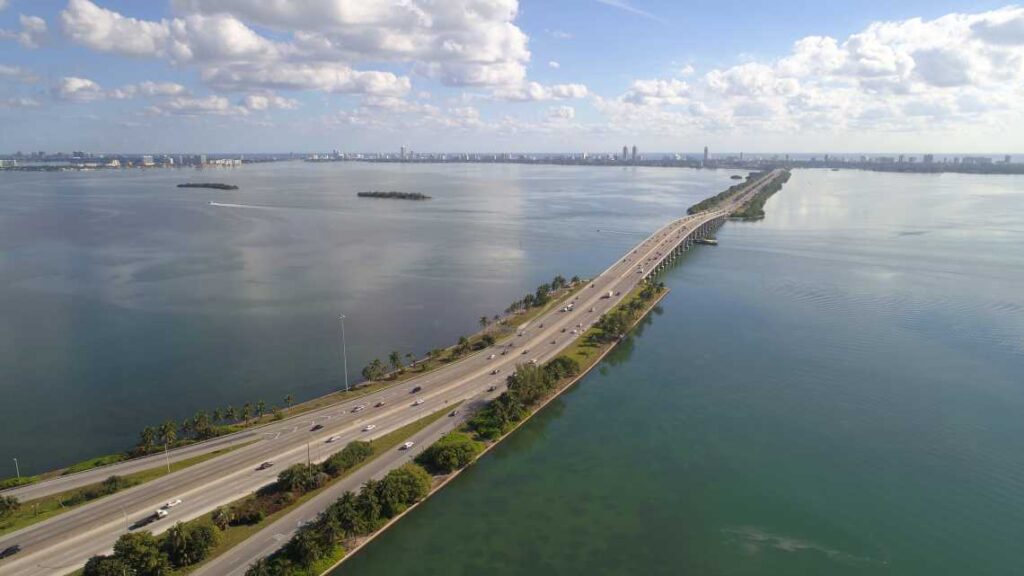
[
  {"left": 337, "top": 170, "right": 1024, "bottom": 575},
  {"left": 0, "top": 163, "right": 742, "bottom": 473}
]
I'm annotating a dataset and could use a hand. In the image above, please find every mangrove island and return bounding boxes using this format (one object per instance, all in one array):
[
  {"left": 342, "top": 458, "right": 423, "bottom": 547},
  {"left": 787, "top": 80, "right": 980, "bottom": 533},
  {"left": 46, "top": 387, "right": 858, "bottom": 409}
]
[
  {"left": 357, "top": 191, "right": 431, "bottom": 200},
  {"left": 177, "top": 183, "right": 239, "bottom": 190}
]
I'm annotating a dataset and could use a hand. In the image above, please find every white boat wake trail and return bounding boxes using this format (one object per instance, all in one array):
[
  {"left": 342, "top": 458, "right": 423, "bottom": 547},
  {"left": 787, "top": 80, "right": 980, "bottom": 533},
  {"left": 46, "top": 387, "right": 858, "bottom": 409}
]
[{"left": 208, "top": 201, "right": 272, "bottom": 209}]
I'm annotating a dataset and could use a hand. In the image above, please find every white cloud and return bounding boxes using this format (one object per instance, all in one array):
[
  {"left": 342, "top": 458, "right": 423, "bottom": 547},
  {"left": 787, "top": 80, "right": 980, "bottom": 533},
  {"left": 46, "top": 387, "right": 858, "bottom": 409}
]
[
  {"left": 146, "top": 94, "right": 248, "bottom": 116},
  {"left": 601, "top": 6, "right": 1024, "bottom": 136},
  {"left": 0, "top": 14, "right": 47, "bottom": 48},
  {"left": 548, "top": 60, "right": 560, "bottom": 69},
  {"left": 61, "top": 0, "right": 170, "bottom": 57},
  {"left": 172, "top": 0, "right": 532, "bottom": 88},
  {"left": 678, "top": 64, "right": 695, "bottom": 76},
  {"left": 0, "top": 64, "right": 39, "bottom": 83},
  {"left": 241, "top": 93, "right": 298, "bottom": 111},
  {"left": 1, "top": 96, "right": 41, "bottom": 108},
  {"left": 546, "top": 29, "right": 573, "bottom": 40},
  {"left": 495, "top": 81, "right": 588, "bottom": 101},
  {"left": 54, "top": 76, "right": 104, "bottom": 102},
  {"left": 108, "top": 81, "right": 189, "bottom": 99},
  {"left": 623, "top": 78, "right": 690, "bottom": 105},
  {"left": 60, "top": 0, "right": 411, "bottom": 97},
  {"left": 547, "top": 105, "right": 575, "bottom": 120},
  {"left": 201, "top": 62, "right": 410, "bottom": 96}
]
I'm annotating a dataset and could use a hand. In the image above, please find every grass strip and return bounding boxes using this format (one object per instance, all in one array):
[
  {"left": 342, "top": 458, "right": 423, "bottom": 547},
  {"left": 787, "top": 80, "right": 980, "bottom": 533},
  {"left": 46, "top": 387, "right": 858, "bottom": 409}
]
[{"left": 167, "top": 405, "right": 455, "bottom": 575}]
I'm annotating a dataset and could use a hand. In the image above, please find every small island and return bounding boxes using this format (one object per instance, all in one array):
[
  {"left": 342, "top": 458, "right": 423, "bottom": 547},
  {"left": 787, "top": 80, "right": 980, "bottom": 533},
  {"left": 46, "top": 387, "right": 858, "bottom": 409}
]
[
  {"left": 357, "top": 191, "right": 431, "bottom": 200},
  {"left": 177, "top": 182, "right": 239, "bottom": 190}
]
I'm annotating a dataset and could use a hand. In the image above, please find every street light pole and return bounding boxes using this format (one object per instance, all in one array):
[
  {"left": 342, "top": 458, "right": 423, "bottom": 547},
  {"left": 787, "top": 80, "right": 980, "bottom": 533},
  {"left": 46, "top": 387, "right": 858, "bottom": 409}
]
[
  {"left": 12, "top": 458, "right": 19, "bottom": 480},
  {"left": 164, "top": 443, "right": 170, "bottom": 474},
  {"left": 339, "top": 314, "right": 349, "bottom": 392}
]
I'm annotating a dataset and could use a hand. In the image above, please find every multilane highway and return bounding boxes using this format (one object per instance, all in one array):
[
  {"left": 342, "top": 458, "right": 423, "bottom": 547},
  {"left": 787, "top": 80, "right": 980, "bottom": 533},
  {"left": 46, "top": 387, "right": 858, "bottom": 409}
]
[{"left": 0, "top": 170, "right": 784, "bottom": 575}]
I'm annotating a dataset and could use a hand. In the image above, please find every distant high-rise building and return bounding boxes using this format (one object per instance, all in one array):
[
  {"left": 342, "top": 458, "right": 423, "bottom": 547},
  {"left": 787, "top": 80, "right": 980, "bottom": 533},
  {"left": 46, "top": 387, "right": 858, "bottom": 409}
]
[
  {"left": 142, "top": 155, "right": 154, "bottom": 167},
  {"left": 622, "top": 145, "right": 629, "bottom": 161},
  {"left": 631, "top": 145, "right": 637, "bottom": 162},
  {"left": 703, "top": 146, "right": 709, "bottom": 164},
  {"left": 923, "top": 154, "right": 934, "bottom": 163},
  {"left": 400, "top": 146, "right": 406, "bottom": 160},
  {"left": 199, "top": 154, "right": 207, "bottom": 165},
  {"left": 898, "top": 154, "right": 905, "bottom": 163},
  {"left": 1005, "top": 155, "right": 1012, "bottom": 164}
]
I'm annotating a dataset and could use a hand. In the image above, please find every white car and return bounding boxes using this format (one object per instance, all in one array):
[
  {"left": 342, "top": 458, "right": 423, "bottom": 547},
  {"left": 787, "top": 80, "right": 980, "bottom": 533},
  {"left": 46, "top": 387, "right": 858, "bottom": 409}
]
[
  {"left": 488, "top": 354, "right": 496, "bottom": 360},
  {"left": 351, "top": 405, "right": 366, "bottom": 413},
  {"left": 326, "top": 435, "right": 342, "bottom": 443},
  {"left": 413, "top": 398, "right": 424, "bottom": 406},
  {"left": 155, "top": 509, "right": 169, "bottom": 519},
  {"left": 162, "top": 499, "right": 182, "bottom": 509},
  {"left": 400, "top": 441, "right": 415, "bottom": 450},
  {"left": 363, "top": 424, "right": 376, "bottom": 432}
]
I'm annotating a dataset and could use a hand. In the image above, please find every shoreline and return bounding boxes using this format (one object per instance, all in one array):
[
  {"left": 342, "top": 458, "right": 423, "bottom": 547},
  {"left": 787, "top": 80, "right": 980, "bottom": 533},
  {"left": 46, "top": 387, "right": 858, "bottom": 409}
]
[
  {"left": 319, "top": 287, "right": 671, "bottom": 574},
  {"left": 1, "top": 279, "right": 587, "bottom": 493}
]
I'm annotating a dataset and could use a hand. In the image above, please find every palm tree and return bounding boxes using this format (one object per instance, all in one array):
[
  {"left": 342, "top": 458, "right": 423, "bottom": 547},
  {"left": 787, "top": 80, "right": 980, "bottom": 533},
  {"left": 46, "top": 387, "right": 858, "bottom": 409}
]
[
  {"left": 139, "top": 426, "right": 157, "bottom": 453},
  {"left": 479, "top": 316, "right": 489, "bottom": 328},
  {"left": 225, "top": 405, "right": 237, "bottom": 422},
  {"left": 284, "top": 394, "right": 293, "bottom": 409},
  {"left": 256, "top": 400, "right": 266, "bottom": 419},
  {"left": 159, "top": 420, "right": 177, "bottom": 446},
  {"left": 165, "top": 522, "right": 192, "bottom": 566},
  {"left": 180, "top": 418, "right": 193, "bottom": 440},
  {"left": 245, "top": 558, "right": 272, "bottom": 576},
  {"left": 241, "top": 402, "right": 251, "bottom": 423},
  {"left": 212, "top": 408, "right": 223, "bottom": 423},
  {"left": 388, "top": 351, "right": 402, "bottom": 374},
  {"left": 405, "top": 352, "right": 415, "bottom": 368},
  {"left": 193, "top": 411, "right": 210, "bottom": 437}
]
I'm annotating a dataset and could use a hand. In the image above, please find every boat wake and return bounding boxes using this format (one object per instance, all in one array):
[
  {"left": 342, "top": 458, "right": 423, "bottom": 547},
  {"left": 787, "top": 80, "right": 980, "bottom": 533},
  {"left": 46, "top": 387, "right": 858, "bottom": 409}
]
[{"left": 208, "top": 201, "right": 269, "bottom": 209}]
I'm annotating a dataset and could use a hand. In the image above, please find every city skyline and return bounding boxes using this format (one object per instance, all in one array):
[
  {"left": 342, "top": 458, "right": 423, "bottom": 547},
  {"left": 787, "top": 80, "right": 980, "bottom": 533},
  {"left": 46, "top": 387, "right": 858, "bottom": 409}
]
[{"left": 1, "top": 0, "right": 1024, "bottom": 153}]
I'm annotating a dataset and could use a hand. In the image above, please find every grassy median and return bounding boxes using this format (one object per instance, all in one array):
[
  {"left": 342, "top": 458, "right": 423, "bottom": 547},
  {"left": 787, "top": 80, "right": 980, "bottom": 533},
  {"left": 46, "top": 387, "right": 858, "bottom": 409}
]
[
  {"left": 166, "top": 405, "right": 455, "bottom": 575},
  {"left": 0, "top": 443, "right": 254, "bottom": 538}
]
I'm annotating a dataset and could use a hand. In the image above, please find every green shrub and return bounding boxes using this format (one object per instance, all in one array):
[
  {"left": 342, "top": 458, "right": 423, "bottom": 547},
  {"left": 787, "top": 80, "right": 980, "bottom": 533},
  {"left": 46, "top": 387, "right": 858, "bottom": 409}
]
[{"left": 416, "top": 432, "right": 484, "bottom": 474}]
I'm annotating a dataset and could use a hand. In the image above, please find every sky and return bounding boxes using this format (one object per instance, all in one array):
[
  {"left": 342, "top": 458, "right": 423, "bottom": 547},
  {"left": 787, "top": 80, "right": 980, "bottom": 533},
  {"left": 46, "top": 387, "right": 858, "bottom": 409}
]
[{"left": 1, "top": 0, "right": 1023, "bottom": 154}]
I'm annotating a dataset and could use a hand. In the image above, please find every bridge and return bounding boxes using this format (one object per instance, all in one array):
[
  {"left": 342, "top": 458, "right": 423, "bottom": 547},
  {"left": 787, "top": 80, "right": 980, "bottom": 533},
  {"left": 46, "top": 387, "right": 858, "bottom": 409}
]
[{"left": 0, "top": 169, "right": 787, "bottom": 575}]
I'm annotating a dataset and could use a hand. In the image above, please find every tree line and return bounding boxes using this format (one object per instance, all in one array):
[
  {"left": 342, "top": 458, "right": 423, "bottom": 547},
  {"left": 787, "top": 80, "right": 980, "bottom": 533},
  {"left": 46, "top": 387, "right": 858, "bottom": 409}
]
[
  {"left": 82, "top": 439, "right": 375, "bottom": 576},
  {"left": 245, "top": 464, "right": 432, "bottom": 575},
  {"left": 687, "top": 175, "right": 754, "bottom": 214},
  {"left": 82, "top": 523, "right": 220, "bottom": 575},
  {"left": 468, "top": 356, "right": 582, "bottom": 441},
  {"left": 132, "top": 396, "right": 298, "bottom": 457},
  {"left": 730, "top": 170, "right": 791, "bottom": 220},
  {"left": 504, "top": 274, "right": 580, "bottom": 315},
  {"left": 590, "top": 282, "right": 666, "bottom": 344}
]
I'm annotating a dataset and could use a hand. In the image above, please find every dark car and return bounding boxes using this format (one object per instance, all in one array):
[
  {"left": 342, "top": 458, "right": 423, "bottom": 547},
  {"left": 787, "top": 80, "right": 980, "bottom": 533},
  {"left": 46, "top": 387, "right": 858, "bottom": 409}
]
[
  {"left": 374, "top": 401, "right": 386, "bottom": 407},
  {"left": 0, "top": 545, "right": 20, "bottom": 559},
  {"left": 310, "top": 424, "right": 324, "bottom": 431},
  {"left": 410, "top": 386, "right": 422, "bottom": 394},
  {"left": 256, "top": 461, "right": 274, "bottom": 470}
]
